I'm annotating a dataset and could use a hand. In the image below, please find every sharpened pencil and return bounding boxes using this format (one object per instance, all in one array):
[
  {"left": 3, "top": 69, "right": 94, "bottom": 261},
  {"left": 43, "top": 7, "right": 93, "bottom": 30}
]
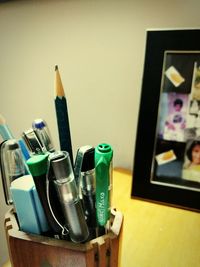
[{"left": 54, "top": 65, "right": 73, "bottom": 165}]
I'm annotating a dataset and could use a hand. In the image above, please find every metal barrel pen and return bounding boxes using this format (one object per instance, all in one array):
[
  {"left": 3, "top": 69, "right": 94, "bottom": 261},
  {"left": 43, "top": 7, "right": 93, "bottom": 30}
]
[
  {"left": 49, "top": 151, "right": 89, "bottom": 243},
  {"left": 95, "top": 143, "right": 113, "bottom": 229},
  {"left": 74, "top": 146, "right": 97, "bottom": 239}
]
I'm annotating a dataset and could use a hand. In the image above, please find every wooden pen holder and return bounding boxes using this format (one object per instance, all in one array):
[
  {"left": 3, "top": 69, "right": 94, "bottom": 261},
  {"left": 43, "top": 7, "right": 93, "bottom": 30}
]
[{"left": 4, "top": 208, "right": 122, "bottom": 267}]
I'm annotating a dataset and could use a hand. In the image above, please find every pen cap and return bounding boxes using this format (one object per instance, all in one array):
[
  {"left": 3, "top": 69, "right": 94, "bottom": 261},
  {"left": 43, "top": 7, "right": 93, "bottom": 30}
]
[
  {"left": 81, "top": 147, "right": 95, "bottom": 172},
  {"left": 27, "top": 154, "right": 49, "bottom": 177},
  {"left": 32, "top": 119, "right": 54, "bottom": 153},
  {"left": 74, "top": 145, "right": 93, "bottom": 186},
  {"left": 0, "top": 139, "right": 27, "bottom": 205},
  {"left": 74, "top": 145, "right": 95, "bottom": 191},
  {"left": 50, "top": 151, "right": 78, "bottom": 202},
  {"left": 50, "top": 151, "right": 72, "bottom": 180},
  {"left": 95, "top": 143, "right": 113, "bottom": 226},
  {"left": 5, "top": 140, "right": 26, "bottom": 180}
]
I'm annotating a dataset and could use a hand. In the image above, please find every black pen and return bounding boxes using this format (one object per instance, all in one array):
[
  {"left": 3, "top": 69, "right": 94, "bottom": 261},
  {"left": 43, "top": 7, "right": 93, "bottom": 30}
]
[{"left": 27, "top": 154, "right": 67, "bottom": 239}]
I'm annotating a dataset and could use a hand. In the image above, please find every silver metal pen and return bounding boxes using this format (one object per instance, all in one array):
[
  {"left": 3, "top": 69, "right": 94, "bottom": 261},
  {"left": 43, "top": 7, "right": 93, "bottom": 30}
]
[
  {"left": 74, "top": 146, "right": 97, "bottom": 239},
  {"left": 49, "top": 151, "right": 89, "bottom": 243}
]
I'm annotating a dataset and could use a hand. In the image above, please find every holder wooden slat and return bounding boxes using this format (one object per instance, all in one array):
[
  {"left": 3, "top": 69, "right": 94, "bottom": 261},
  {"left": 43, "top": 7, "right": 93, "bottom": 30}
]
[{"left": 4, "top": 209, "right": 120, "bottom": 267}]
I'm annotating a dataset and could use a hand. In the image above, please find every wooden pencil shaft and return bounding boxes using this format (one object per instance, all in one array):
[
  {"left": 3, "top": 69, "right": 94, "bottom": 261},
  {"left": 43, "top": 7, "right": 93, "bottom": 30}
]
[{"left": 55, "top": 97, "right": 73, "bottom": 164}]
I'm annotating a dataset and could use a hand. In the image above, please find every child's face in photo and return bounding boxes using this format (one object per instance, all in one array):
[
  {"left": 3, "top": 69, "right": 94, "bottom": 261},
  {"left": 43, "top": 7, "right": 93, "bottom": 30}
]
[
  {"left": 174, "top": 104, "right": 182, "bottom": 112},
  {"left": 192, "top": 144, "right": 200, "bottom": 164}
]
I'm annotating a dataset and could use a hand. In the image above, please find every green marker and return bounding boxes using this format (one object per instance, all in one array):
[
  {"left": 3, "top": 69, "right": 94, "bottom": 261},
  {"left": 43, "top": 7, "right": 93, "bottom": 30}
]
[{"left": 95, "top": 143, "right": 113, "bottom": 227}]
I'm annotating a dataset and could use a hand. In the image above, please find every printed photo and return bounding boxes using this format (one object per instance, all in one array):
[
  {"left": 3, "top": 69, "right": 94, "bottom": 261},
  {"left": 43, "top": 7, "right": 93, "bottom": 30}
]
[
  {"left": 152, "top": 51, "right": 200, "bottom": 191},
  {"left": 184, "top": 102, "right": 200, "bottom": 141},
  {"left": 182, "top": 139, "right": 200, "bottom": 183},
  {"left": 158, "top": 92, "right": 188, "bottom": 142}
]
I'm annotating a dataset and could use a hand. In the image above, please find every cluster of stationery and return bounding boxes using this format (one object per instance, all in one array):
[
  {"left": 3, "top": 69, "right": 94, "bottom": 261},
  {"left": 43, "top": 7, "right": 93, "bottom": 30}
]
[{"left": 0, "top": 66, "right": 122, "bottom": 244}]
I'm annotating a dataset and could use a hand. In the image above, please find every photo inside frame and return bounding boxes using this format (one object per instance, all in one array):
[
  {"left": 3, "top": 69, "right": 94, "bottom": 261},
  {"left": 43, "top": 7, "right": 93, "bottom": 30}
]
[{"left": 151, "top": 51, "right": 200, "bottom": 192}]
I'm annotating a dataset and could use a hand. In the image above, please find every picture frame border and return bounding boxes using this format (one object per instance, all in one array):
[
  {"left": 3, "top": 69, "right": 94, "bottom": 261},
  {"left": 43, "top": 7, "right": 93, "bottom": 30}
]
[{"left": 131, "top": 28, "right": 200, "bottom": 212}]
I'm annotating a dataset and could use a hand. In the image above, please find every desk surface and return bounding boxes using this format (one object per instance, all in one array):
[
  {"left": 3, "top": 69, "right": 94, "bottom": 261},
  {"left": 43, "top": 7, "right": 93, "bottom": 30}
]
[
  {"left": 3, "top": 168, "right": 200, "bottom": 267},
  {"left": 113, "top": 168, "right": 200, "bottom": 267}
]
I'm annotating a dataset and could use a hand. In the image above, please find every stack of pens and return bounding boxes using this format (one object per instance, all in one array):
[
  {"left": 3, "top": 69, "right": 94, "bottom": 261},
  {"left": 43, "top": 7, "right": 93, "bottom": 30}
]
[{"left": 0, "top": 66, "right": 119, "bottom": 245}]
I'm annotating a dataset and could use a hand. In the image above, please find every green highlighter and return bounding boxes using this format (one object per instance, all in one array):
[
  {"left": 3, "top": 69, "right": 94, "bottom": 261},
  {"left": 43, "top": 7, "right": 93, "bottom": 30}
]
[{"left": 95, "top": 143, "right": 113, "bottom": 227}]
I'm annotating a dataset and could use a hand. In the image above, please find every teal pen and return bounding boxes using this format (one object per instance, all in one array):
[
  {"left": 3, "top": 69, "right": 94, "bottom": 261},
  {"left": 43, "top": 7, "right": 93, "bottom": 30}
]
[
  {"left": 95, "top": 143, "right": 113, "bottom": 228},
  {"left": 0, "top": 114, "right": 14, "bottom": 140},
  {"left": 0, "top": 114, "right": 30, "bottom": 172}
]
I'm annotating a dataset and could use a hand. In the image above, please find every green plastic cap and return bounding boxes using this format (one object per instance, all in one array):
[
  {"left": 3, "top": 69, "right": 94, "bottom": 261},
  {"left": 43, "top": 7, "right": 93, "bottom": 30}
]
[
  {"left": 27, "top": 154, "right": 49, "bottom": 177},
  {"left": 95, "top": 143, "right": 113, "bottom": 164},
  {"left": 95, "top": 143, "right": 113, "bottom": 226}
]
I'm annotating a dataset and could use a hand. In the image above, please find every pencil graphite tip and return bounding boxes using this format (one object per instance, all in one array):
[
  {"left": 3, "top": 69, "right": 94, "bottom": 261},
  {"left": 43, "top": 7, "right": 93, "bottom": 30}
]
[
  {"left": 0, "top": 114, "right": 6, "bottom": 125},
  {"left": 55, "top": 65, "right": 58, "bottom": 71}
]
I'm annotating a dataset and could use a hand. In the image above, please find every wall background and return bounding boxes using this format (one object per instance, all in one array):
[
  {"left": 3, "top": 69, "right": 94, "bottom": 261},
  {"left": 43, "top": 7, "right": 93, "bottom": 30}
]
[{"left": 0, "top": 0, "right": 200, "bottom": 264}]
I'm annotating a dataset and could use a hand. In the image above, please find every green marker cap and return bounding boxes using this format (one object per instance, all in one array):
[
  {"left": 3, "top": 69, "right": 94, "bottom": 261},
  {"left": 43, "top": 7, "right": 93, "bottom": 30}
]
[
  {"left": 95, "top": 143, "right": 113, "bottom": 161},
  {"left": 27, "top": 154, "right": 49, "bottom": 177},
  {"left": 95, "top": 143, "right": 113, "bottom": 226}
]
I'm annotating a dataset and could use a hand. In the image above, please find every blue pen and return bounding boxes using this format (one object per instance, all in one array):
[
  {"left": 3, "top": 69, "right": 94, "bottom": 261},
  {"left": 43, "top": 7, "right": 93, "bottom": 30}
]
[
  {"left": 32, "top": 118, "right": 55, "bottom": 153},
  {"left": 18, "top": 139, "right": 30, "bottom": 160}
]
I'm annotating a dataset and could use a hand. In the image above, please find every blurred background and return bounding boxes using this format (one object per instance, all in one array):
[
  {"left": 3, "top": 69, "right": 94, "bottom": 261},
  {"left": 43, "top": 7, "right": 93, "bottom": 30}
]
[{"left": 0, "top": 0, "right": 200, "bottom": 264}]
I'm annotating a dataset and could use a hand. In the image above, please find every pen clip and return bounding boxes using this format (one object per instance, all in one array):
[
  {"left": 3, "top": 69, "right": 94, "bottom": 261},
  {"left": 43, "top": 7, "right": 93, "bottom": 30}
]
[
  {"left": 0, "top": 140, "right": 12, "bottom": 205},
  {"left": 74, "top": 145, "right": 93, "bottom": 187},
  {"left": 22, "top": 128, "right": 47, "bottom": 155},
  {"left": 46, "top": 153, "right": 69, "bottom": 238},
  {"left": 32, "top": 118, "right": 55, "bottom": 153}
]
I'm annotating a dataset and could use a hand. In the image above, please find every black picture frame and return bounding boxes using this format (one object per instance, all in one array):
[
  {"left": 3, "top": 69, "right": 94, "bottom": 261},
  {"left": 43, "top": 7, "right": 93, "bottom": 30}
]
[{"left": 131, "top": 29, "right": 200, "bottom": 212}]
